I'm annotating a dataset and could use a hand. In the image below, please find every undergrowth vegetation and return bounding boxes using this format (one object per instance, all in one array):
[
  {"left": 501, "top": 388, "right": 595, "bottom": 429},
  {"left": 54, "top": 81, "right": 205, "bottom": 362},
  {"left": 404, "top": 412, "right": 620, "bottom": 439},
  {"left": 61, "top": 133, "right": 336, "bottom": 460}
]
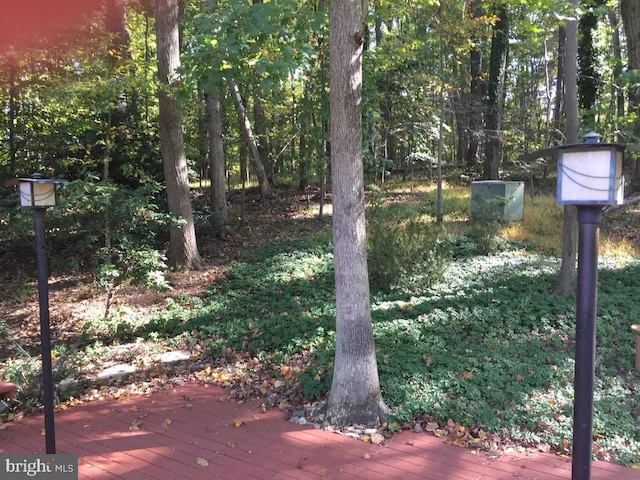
[{"left": 1, "top": 181, "right": 639, "bottom": 465}]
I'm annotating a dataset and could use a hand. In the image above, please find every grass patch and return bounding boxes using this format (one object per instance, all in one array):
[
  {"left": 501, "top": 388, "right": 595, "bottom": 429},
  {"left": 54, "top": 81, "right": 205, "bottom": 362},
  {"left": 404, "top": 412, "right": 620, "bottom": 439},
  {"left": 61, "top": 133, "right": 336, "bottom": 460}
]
[{"left": 134, "top": 187, "right": 640, "bottom": 463}]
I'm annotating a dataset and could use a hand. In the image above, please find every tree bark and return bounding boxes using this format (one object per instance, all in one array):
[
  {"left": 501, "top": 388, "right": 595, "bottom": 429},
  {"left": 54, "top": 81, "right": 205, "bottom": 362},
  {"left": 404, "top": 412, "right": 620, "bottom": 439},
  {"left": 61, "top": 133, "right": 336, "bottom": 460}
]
[
  {"left": 621, "top": 0, "right": 640, "bottom": 187},
  {"left": 483, "top": 3, "right": 509, "bottom": 180},
  {"left": 155, "top": 0, "right": 202, "bottom": 270},
  {"left": 607, "top": 8, "right": 624, "bottom": 121},
  {"left": 228, "top": 77, "right": 271, "bottom": 198},
  {"left": 7, "top": 54, "right": 18, "bottom": 176},
  {"left": 206, "top": 90, "right": 230, "bottom": 238},
  {"left": 204, "top": 0, "right": 229, "bottom": 238},
  {"left": 577, "top": 0, "right": 605, "bottom": 127},
  {"left": 552, "top": 24, "right": 566, "bottom": 145},
  {"left": 324, "top": 0, "right": 388, "bottom": 428},
  {"left": 555, "top": 0, "right": 579, "bottom": 295},
  {"left": 467, "top": 0, "right": 483, "bottom": 167}
]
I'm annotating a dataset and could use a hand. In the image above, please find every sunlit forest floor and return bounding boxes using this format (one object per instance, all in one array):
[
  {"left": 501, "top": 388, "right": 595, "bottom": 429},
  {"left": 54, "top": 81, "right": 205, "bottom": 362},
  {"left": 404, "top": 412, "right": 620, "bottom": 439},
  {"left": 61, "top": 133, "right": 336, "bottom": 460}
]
[{"left": 1, "top": 181, "right": 639, "bottom": 466}]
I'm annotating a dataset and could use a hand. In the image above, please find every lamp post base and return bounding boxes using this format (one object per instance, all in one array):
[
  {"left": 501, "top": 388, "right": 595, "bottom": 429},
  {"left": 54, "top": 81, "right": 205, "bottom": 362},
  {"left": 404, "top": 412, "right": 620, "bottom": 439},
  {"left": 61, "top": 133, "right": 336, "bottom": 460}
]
[
  {"left": 571, "top": 205, "right": 602, "bottom": 480},
  {"left": 33, "top": 207, "right": 56, "bottom": 454}
]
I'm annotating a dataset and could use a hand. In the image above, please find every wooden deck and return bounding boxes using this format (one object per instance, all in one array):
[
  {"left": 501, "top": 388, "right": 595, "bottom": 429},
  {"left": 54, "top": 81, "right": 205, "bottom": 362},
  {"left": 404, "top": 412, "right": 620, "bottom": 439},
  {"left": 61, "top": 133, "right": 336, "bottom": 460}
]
[{"left": 1, "top": 383, "right": 638, "bottom": 479}]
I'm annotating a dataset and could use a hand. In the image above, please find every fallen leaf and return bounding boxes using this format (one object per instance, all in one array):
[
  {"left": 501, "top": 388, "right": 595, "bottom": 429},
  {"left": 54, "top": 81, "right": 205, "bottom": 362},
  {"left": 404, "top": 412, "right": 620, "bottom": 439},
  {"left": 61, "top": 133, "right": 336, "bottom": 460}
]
[
  {"left": 128, "top": 405, "right": 139, "bottom": 412},
  {"left": 163, "top": 418, "right": 172, "bottom": 427},
  {"left": 233, "top": 418, "right": 244, "bottom": 427},
  {"left": 129, "top": 418, "right": 143, "bottom": 431},
  {"left": 553, "top": 412, "right": 566, "bottom": 422},
  {"left": 362, "top": 453, "right": 370, "bottom": 460},
  {"left": 632, "top": 463, "right": 640, "bottom": 470},
  {"left": 196, "top": 457, "right": 209, "bottom": 467}
]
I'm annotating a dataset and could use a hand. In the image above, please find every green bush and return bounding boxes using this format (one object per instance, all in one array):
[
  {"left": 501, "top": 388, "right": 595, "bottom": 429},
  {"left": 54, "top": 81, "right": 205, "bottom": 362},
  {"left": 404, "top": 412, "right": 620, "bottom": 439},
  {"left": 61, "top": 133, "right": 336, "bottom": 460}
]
[
  {"left": 366, "top": 200, "right": 450, "bottom": 293},
  {"left": 3, "top": 176, "right": 177, "bottom": 290}
]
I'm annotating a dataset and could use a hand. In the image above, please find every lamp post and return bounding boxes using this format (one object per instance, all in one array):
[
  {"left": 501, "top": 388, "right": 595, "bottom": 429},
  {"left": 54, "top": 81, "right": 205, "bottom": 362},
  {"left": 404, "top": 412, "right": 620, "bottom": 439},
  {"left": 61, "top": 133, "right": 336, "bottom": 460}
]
[
  {"left": 7, "top": 173, "right": 67, "bottom": 454},
  {"left": 556, "top": 132, "right": 625, "bottom": 480}
]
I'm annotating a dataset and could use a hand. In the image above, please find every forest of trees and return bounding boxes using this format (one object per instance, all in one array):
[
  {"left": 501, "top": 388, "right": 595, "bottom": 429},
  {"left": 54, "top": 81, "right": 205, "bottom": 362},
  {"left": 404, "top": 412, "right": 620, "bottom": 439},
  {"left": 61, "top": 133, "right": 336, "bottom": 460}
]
[
  {"left": 2, "top": 0, "right": 639, "bottom": 198},
  {"left": 1, "top": 0, "right": 640, "bottom": 429}
]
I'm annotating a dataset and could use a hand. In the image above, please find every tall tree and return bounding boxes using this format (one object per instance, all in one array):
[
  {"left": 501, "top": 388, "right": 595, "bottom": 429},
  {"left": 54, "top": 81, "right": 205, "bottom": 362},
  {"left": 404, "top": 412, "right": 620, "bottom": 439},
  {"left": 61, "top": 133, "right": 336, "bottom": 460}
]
[
  {"left": 324, "top": 0, "right": 388, "bottom": 427},
  {"left": 104, "top": 0, "right": 130, "bottom": 183},
  {"left": 228, "top": 77, "right": 271, "bottom": 198},
  {"left": 555, "top": 0, "right": 579, "bottom": 295},
  {"left": 467, "top": 0, "right": 484, "bottom": 167},
  {"left": 577, "top": 0, "right": 605, "bottom": 128},
  {"left": 483, "top": 3, "right": 509, "bottom": 180},
  {"left": 621, "top": 0, "right": 640, "bottom": 186},
  {"left": 553, "top": 23, "right": 566, "bottom": 144},
  {"left": 155, "top": 0, "right": 202, "bottom": 270},
  {"left": 204, "top": 0, "right": 229, "bottom": 238}
]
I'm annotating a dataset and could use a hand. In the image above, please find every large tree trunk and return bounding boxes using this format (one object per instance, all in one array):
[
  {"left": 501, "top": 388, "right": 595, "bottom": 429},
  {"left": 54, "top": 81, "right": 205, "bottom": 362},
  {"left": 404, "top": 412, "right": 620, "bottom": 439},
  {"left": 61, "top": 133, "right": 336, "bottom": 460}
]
[
  {"left": 324, "top": 0, "right": 388, "bottom": 428},
  {"left": 155, "top": 0, "right": 202, "bottom": 270},
  {"left": 228, "top": 77, "right": 271, "bottom": 198},
  {"left": 555, "top": 0, "right": 579, "bottom": 295},
  {"left": 483, "top": 4, "right": 509, "bottom": 180},
  {"left": 621, "top": 0, "right": 640, "bottom": 188}
]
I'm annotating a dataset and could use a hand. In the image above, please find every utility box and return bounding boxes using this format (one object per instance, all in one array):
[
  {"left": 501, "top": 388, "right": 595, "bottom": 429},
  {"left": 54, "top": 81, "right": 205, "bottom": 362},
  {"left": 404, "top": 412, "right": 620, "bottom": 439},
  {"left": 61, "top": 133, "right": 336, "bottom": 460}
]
[{"left": 470, "top": 181, "right": 524, "bottom": 221}]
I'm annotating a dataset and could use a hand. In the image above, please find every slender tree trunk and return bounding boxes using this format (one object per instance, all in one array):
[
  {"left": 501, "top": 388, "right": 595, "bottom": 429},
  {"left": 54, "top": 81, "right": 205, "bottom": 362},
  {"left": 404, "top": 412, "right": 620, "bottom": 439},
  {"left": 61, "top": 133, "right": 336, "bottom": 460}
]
[
  {"left": 607, "top": 8, "right": 624, "bottom": 121},
  {"left": 315, "top": 0, "right": 329, "bottom": 218},
  {"left": 7, "top": 54, "right": 18, "bottom": 176},
  {"left": 553, "top": 24, "right": 566, "bottom": 146},
  {"left": 228, "top": 77, "right": 271, "bottom": 198},
  {"left": 467, "top": 0, "right": 483, "bottom": 167},
  {"left": 555, "top": 0, "right": 579, "bottom": 295},
  {"left": 483, "top": 3, "right": 509, "bottom": 180},
  {"left": 204, "top": 0, "right": 229, "bottom": 238},
  {"left": 206, "top": 90, "right": 230, "bottom": 238},
  {"left": 299, "top": 73, "right": 311, "bottom": 191},
  {"left": 324, "top": 0, "right": 388, "bottom": 428},
  {"left": 253, "top": 85, "right": 271, "bottom": 183},
  {"left": 155, "top": 0, "right": 202, "bottom": 270},
  {"left": 577, "top": 0, "right": 604, "bottom": 128}
]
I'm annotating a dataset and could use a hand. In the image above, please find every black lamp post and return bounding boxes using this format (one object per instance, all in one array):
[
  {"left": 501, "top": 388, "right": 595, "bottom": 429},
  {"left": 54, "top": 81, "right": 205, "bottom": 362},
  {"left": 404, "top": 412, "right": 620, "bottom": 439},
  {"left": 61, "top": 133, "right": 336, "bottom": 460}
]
[
  {"left": 9, "top": 173, "right": 67, "bottom": 454},
  {"left": 556, "top": 132, "right": 625, "bottom": 480}
]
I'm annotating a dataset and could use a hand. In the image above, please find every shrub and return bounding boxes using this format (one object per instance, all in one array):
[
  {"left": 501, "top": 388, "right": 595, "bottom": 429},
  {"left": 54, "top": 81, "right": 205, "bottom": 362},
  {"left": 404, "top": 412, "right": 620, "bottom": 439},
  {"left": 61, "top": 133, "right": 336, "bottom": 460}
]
[
  {"left": 4, "top": 176, "right": 177, "bottom": 290},
  {"left": 366, "top": 200, "right": 451, "bottom": 293}
]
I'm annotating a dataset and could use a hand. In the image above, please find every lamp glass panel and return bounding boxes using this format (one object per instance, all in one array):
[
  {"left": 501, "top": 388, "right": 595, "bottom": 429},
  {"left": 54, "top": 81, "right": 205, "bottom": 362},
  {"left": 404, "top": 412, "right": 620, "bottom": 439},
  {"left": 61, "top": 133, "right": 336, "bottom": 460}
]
[
  {"left": 614, "top": 150, "right": 624, "bottom": 205},
  {"left": 559, "top": 149, "right": 615, "bottom": 204},
  {"left": 20, "top": 182, "right": 56, "bottom": 207}
]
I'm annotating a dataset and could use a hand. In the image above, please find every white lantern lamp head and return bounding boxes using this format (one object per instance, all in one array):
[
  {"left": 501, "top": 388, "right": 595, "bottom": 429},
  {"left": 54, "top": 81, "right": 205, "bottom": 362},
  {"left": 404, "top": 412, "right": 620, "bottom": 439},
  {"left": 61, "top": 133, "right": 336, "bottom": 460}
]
[
  {"left": 6, "top": 174, "right": 68, "bottom": 208},
  {"left": 556, "top": 132, "right": 625, "bottom": 206}
]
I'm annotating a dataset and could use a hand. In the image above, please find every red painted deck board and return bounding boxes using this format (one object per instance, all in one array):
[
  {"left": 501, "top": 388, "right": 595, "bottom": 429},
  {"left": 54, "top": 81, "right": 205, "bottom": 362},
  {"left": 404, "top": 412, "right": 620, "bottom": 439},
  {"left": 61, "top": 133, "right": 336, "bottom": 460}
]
[{"left": 1, "top": 383, "right": 638, "bottom": 480}]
